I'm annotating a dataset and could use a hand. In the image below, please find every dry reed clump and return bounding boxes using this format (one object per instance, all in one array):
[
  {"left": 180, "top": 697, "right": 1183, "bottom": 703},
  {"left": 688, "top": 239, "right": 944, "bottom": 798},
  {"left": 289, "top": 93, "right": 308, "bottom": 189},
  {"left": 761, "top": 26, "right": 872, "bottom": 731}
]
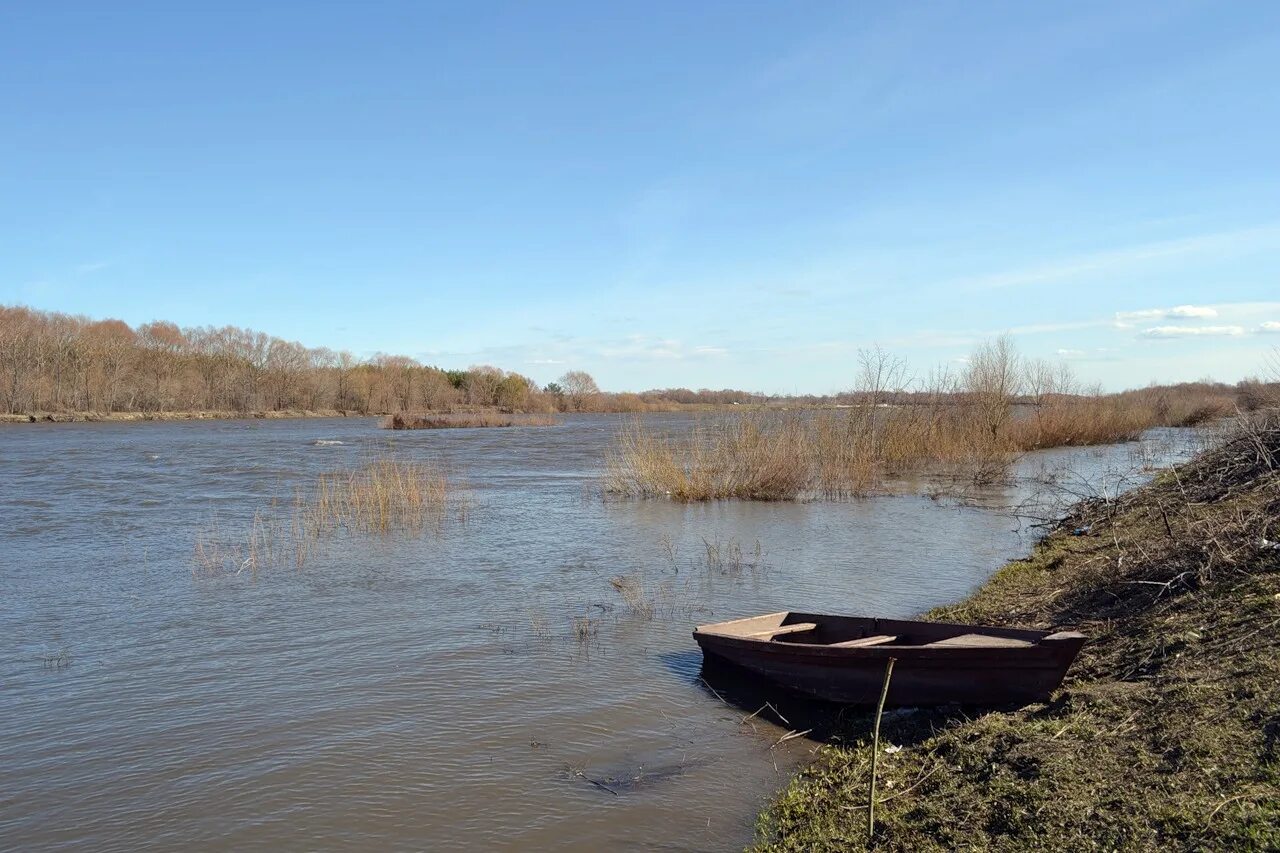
[
  {"left": 605, "top": 413, "right": 847, "bottom": 501},
  {"left": 604, "top": 407, "right": 1013, "bottom": 501},
  {"left": 381, "top": 411, "right": 557, "bottom": 430},
  {"left": 303, "top": 457, "right": 449, "bottom": 535},
  {"left": 1008, "top": 396, "right": 1154, "bottom": 450},
  {"left": 192, "top": 455, "right": 454, "bottom": 578},
  {"left": 605, "top": 339, "right": 1239, "bottom": 503}
]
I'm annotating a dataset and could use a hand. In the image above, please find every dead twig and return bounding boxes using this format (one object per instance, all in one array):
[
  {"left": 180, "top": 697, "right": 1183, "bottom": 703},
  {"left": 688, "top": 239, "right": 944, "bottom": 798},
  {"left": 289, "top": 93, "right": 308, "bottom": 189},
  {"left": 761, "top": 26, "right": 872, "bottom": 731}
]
[
  {"left": 770, "top": 728, "right": 813, "bottom": 749},
  {"left": 574, "top": 770, "right": 619, "bottom": 796},
  {"left": 868, "top": 657, "right": 897, "bottom": 843},
  {"left": 842, "top": 763, "right": 941, "bottom": 812}
]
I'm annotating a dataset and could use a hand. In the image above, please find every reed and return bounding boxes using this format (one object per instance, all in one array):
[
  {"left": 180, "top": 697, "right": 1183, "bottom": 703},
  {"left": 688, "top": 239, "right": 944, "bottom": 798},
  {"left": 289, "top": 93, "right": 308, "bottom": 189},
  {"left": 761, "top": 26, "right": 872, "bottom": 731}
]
[
  {"left": 609, "top": 574, "right": 656, "bottom": 619},
  {"left": 605, "top": 339, "right": 1236, "bottom": 502},
  {"left": 193, "top": 455, "right": 454, "bottom": 577},
  {"left": 571, "top": 614, "right": 600, "bottom": 643},
  {"left": 603, "top": 396, "right": 1213, "bottom": 502},
  {"left": 604, "top": 407, "right": 1014, "bottom": 500},
  {"left": 1009, "top": 395, "right": 1154, "bottom": 449},
  {"left": 302, "top": 457, "right": 449, "bottom": 535}
]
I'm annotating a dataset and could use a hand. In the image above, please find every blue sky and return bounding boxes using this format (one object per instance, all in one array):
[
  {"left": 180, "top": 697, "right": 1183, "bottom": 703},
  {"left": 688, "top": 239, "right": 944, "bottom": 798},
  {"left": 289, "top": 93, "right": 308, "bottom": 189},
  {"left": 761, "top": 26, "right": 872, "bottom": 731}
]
[{"left": 3, "top": 1, "right": 1279, "bottom": 393}]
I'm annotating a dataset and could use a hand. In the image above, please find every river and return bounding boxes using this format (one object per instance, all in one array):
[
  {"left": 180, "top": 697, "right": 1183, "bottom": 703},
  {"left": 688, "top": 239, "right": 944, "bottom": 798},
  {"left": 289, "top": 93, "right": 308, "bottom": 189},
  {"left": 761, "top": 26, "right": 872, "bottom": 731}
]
[{"left": 0, "top": 414, "right": 1193, "bottom": 851}]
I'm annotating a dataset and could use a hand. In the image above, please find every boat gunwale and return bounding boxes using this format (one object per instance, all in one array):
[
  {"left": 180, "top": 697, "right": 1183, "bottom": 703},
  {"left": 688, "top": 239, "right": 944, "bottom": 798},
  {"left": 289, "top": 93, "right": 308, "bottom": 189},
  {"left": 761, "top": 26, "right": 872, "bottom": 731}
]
[{"left": 694, "top": 613, "right": 1080, "bottom": 660}]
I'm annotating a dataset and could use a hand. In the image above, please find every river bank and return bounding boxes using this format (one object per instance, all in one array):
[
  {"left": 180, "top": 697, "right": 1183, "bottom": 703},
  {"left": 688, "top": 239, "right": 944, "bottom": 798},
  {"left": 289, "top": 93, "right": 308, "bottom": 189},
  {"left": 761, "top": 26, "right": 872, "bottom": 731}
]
[
  {"left": 0, "top": 408, "right": 368, "bottom": 423},
  {"left": 754, "top": 413, "right": 1280, "bottom": 851}
]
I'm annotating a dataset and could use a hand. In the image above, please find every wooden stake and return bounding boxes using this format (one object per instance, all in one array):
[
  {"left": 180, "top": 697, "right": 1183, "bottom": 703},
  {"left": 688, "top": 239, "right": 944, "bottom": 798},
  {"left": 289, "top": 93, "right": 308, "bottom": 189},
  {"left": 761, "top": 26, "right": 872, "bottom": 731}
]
[{"left": 868, "top": 657, "right": 896, "bottom": 844}]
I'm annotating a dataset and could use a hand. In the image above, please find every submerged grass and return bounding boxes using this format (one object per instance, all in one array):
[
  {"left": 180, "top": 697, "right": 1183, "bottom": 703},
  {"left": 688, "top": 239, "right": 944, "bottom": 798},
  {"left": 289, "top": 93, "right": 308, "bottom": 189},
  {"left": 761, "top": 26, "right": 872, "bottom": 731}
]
[
  {"left": 753, "top": 411, "right": 1280, "bottom": 852},
  {"left": 303, "top": 457, "right": 448, "bottom": 535},
  {"left": 193, "top": 454, "right": 456, "bottom": 577}
]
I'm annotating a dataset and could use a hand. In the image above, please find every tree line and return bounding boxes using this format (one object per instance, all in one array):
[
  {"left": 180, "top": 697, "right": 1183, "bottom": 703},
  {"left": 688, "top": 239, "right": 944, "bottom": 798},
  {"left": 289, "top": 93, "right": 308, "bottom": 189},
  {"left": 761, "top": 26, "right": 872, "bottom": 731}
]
[
  {"left": 0, "top": 305, "right": 554, "bottom": 414},
  {"left": 0, "top": 305, "right": 764, "bottom": 415},
  {"left": 6, "top": 305, "right": 1270, "bottom": 418}
]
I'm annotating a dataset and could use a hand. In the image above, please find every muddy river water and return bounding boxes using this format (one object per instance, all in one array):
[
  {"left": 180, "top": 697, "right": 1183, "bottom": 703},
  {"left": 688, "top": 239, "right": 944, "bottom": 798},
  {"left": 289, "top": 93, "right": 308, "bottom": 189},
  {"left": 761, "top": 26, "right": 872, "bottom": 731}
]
[{"left": 0, "top": 415, "right": 1191, "bottom": 851}]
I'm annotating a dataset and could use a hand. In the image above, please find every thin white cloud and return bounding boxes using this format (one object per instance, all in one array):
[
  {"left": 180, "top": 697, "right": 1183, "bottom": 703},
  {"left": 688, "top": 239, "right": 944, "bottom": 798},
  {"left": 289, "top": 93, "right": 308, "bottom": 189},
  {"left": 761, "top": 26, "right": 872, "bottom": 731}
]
[
  {"left": 1009, "top": 319, "right": 1111, "bottom": 335},
  {"left": 1260, "top": 321, "right": 1280, "bottom": 333},
  {"left": 1056, "top": 347, "right": 1119, "bottom": 361},
  {"left": 1141, "top": 325, "right": 1245, "bottom": 339},
  {"left": 525, "top": 358, "right": 566, "bottom": 365},
  {"left": 1115, "top": 304, "right": 1217, "bottom": 327},
  {"left": 597, "top": 336, "right": 729, "bottom": 361},
  {"left": 961, "top": 224, "right": 1280, "bottom": 292}
]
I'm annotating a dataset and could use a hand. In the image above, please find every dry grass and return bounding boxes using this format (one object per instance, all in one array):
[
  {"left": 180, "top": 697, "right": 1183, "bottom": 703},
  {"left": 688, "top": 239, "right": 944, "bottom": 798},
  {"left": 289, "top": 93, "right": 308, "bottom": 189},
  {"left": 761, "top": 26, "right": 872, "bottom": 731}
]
[
  {"left": 193, "top": 455, "right": 454, "bottom": 577},
  {"left": 1009, "top": 395, "right": 1154, "bottom": 449},
  {"left": 609, "top": 574, "right": 656, "bottom": 619},
  {"left": 604, "top": 406, "right": 1015, "bottom": 501},
  {"left": 701, "top": 536, "right": 766, "bottom": 576},
  {"left": 606, "top": 340, "right": 1237, "bottom": 502},
  {"left": 382, "top": 411, "right": 557, "bottom": 429},
  {"left": 303, "top": 457, "right": 448, "bottom": 535},
  {"left": 571, "top": 614, "right": 600, "bottom": 643},
  {"left": 605, "top": 413, "right": 819, "bottom": 500}
]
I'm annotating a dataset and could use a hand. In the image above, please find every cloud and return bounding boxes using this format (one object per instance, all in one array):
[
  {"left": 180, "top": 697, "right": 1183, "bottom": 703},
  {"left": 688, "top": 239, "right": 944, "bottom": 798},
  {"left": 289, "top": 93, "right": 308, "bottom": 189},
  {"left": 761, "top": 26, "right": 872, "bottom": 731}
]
[
  {"left": 526, "top": 358, "right": 566, "bottom": 365},
  {"left": 1260, "top": 321, "right": 1280, "bottom": 333},
  {"left": 596, "top": 335, "right": 729, "bottom": 362},
  {"left": 1056, "top": 347, "right": 1119, "bottom": 361},
  {"left": 1140, "top": 325, "right": 1246, "bottom": 339},
  {"left": 1115, "top": 304, "right": 1218, "bottom": 327},
  {"left": 959, "top": 224, "right": 1280, "bottom": 292}
]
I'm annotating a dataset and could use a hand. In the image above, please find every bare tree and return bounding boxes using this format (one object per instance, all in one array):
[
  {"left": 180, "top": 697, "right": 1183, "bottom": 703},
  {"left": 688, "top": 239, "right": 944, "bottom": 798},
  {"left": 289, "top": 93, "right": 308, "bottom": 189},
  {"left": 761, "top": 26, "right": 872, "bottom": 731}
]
[
  {"left": 965, "top": 334, "right": 1021, "bottom": 442},
  {"left": 559, "top": 370, "right": 599, "bottom": 411}
]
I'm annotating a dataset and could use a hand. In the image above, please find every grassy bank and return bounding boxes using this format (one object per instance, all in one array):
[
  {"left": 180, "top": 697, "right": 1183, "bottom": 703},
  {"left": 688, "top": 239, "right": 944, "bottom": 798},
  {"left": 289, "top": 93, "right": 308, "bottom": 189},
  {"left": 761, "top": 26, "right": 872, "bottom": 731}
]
[{"left": 754, "top": 412, "right": 1280, "bottom": 851}]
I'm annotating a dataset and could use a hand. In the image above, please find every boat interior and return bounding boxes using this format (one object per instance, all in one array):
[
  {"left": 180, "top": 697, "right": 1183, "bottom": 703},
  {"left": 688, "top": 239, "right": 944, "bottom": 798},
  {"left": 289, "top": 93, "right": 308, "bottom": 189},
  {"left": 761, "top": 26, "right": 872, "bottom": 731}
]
[{"left": 696, "top": 611, "right": 1054, "bottom": 649}]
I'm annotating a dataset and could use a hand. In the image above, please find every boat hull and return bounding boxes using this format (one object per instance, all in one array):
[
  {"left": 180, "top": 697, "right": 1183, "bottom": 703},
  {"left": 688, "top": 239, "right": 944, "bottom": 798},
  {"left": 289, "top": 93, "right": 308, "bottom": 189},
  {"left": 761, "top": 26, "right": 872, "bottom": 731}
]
[{"left": 694, "top": 613, "right": 1085, "bottom": 707}]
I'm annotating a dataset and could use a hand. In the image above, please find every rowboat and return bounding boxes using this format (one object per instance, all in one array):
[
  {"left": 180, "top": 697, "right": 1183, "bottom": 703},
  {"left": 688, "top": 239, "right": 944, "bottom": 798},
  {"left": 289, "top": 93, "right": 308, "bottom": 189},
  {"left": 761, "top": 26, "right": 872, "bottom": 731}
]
[{"left": 694, "top": 611, "right": 1085, "bottom": 706}]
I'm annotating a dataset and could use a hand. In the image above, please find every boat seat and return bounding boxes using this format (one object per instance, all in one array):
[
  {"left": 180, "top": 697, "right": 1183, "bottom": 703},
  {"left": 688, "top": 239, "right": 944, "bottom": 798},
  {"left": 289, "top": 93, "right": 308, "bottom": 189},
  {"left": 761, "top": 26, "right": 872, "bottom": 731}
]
[
  {"left": 747, "top": 622, "right": 818, "bottom": 639},
  {"left": 829, "top": 634, "right": 897, "bottom": 648},
  {"left": 925, "top": 633, "right": 1033, "bottom": 648}
]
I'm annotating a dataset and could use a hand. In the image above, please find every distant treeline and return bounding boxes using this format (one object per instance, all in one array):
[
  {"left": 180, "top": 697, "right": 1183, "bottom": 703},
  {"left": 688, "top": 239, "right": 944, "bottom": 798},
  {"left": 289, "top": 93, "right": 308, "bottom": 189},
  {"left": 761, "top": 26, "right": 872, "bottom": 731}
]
[
  {"left": 1, "top": 304, "right": 1275, "bottom": 417},
  {"left": 0, "top": 305, "right": 763, "bottom": 415}
]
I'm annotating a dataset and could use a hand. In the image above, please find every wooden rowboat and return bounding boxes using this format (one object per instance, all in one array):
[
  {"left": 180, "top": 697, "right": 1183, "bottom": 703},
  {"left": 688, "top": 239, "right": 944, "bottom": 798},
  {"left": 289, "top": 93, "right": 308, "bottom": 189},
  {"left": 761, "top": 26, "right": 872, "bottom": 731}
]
[{"left": 694, "top": 611, "right": 1085, "bottom": 706}]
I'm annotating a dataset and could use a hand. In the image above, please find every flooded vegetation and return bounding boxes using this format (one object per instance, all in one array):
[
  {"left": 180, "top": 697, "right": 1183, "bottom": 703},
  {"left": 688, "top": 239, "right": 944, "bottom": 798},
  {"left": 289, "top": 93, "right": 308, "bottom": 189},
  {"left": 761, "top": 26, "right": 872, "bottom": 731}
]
[
  {"left": 605, "top": 340, "right": 1248, "bottom": 502},
  {"left": 382, "top": 411, "right": 558, "bottom": 430},
  {"left": 0, "top": 413, "right": 1203, "bottom": 850},
  {"left": 192, "top": 455, "right": 460, "bottom": 578}
]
